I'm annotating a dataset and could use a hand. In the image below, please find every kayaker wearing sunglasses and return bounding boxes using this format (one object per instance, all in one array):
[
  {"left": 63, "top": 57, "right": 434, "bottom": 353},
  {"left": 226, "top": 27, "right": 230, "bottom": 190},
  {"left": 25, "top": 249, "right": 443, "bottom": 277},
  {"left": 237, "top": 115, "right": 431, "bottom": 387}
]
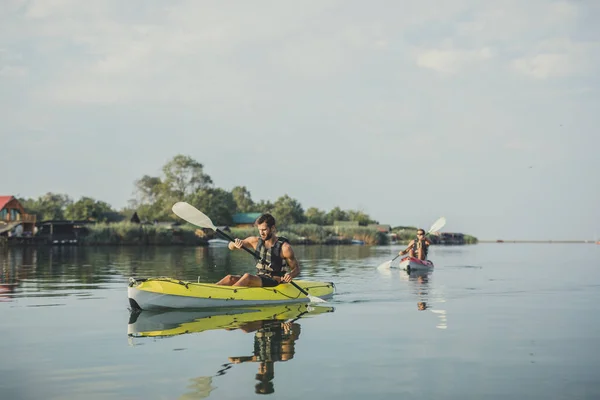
[
  {"left": 398, "top": 228, "right": 432, "bottom": 260},
  {"left": 216, "top": 213, "right": 300, "bottom": 287}
]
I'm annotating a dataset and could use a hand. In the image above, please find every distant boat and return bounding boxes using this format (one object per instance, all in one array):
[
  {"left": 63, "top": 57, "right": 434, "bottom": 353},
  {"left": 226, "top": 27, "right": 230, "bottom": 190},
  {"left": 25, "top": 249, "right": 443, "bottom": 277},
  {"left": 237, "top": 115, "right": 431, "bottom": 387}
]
[
  {"left": 208, "top": 238, "right": 230, "bottom": 247},
  {"left": 351, "top": 239, "right": 365, "bottom": 245}
]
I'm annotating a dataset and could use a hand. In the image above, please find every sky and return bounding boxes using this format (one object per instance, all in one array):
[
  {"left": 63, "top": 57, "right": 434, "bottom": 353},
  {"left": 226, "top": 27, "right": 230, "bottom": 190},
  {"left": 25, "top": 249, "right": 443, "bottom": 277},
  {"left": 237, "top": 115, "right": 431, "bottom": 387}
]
[{"left": 1, "top": 0, "right": 599, "bottom": 241}]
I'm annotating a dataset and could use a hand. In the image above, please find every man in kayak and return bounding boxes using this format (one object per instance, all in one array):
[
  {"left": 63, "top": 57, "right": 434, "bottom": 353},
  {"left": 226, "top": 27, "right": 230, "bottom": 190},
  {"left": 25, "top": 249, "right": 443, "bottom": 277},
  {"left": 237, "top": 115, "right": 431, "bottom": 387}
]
[
  {"left": 398, "top": 228, "right": 431, "bottom": 260},
  {"left": 216, "top": 213, "right": 300, "bottom": 287}
]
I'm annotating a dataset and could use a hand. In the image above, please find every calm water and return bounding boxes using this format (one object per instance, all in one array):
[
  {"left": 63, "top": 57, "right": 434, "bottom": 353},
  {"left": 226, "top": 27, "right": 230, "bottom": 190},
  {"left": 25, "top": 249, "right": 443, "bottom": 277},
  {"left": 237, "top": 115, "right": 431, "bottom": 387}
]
[{"left": 1, "top": 243, "right": 599, "bottom": 400}]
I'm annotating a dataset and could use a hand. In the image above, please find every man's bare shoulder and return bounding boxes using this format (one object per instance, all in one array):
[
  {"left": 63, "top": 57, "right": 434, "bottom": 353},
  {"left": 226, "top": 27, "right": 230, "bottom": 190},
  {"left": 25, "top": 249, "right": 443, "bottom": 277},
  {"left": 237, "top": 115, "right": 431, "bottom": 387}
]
[{"left": 280, "top": 241, "right": 295, "bottom": 256}]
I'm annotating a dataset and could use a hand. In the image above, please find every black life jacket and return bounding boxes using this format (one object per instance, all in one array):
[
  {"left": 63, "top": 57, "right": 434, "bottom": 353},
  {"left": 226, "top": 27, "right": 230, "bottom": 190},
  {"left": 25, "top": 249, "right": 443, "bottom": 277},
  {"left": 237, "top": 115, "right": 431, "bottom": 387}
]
[
  {"left": 415, "top": 238, "right": 428, "bottom": 259},
  {"left": 255, "top": 236, "right": 290, "bottom": 277}
]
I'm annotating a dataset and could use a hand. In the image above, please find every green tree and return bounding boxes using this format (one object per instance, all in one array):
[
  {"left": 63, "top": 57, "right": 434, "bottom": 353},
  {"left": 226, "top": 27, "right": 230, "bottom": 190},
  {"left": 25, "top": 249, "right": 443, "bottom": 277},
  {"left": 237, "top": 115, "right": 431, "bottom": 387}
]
[
  {"left": 135, "top": 200, "right": 172, "bottom": 222},
  {"left": 305, "top": 207, "right": 327, "bottom": 225},
  {"left": 347, "top": 209, "right": 377, "bottom": 226},
  {"left": 325, "top": 207, "right": 348, "bottom": 225},
  {"left": 272, "top": 195, "right": 305, "bottom": 227},
  {"left": 65, "top": 197, "right": 114, "bottom": 220},
  {"left": 131, "top": 175, "right": 163, "bottom": 207},
  {"left": 130, "top": 175, "right": 171, "bottom": 221},
  {"left": 130, "top": 155, "right": 214, "bottom": 221},
  {"left": 188, "top": 188, "right": 236, "bottom": 226},
  {"left": 232, "top": 186, "right": 255, "bottom": 213},
  {"left": 251, "top": 199, "right": 274, "bottom": 213},
  {"left": 162, "top": 155, "right": 213, "bottom": 198},
  {"left": 20, "top": 192, "right": 72, "bottom": 220}
]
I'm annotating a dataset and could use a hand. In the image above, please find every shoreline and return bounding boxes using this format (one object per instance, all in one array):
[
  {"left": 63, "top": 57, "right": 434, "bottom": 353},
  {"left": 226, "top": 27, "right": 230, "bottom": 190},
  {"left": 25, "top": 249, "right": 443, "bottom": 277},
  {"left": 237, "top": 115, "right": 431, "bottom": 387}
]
[{"left": 2, "top": 222, "right": 479, "bottom": 247}]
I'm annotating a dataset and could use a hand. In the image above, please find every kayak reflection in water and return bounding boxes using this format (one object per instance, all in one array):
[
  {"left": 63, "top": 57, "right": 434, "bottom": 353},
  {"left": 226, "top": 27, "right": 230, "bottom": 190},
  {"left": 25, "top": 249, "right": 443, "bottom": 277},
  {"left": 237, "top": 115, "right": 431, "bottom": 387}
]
[
  {"left": 227, "top": 318, "right": 301, "bottom": 395},
  {"left": 129, "top": 304, "right": 333, "bottom": 399}
]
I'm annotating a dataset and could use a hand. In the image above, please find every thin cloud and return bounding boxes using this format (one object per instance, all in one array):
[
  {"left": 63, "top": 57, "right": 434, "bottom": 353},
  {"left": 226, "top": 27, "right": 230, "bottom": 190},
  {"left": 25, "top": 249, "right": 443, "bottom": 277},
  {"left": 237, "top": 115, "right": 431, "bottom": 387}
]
[{"left": 415, "top": 47, "right": 494, "bottom": 74}]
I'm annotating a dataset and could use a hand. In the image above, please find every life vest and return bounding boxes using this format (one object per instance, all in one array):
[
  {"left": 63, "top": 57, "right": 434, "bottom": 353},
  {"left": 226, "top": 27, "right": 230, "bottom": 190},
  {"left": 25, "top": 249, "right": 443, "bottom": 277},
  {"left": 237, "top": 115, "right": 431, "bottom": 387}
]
[
  {"left": 415, "top": 238, "right": 428, "bottom": 259},
  {"left": 255, "top": 236, "right": 290, "bottom": 277}
]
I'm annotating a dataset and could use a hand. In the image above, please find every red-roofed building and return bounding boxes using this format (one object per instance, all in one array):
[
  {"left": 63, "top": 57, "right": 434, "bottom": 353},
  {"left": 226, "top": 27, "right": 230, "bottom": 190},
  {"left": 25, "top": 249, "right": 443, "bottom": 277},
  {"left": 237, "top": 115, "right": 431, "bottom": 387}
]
[{"left": 0, "top": 196, "right": 36, "bottom": 236}]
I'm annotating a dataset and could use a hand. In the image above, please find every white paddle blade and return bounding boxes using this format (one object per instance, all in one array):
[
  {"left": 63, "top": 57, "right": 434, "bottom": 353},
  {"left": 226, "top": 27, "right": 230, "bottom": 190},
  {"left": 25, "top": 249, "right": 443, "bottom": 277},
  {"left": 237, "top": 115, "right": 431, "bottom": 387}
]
[
  {"left": 307, "top": 294, "right": 326, "bottom": 303},
  {"left": 377, "top": 260, "right": 392, "bottom": 270},
  {"left": 172, "top": 202, "right": 217, "bottom": 230},
  {"left": 428, "top": 217, "right": 446, "bottom": 235}
]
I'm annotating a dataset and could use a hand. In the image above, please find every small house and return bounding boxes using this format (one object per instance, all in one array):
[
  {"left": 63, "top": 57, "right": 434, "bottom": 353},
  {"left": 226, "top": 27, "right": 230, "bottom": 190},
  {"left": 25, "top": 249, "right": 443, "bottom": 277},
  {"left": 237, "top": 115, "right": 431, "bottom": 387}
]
[
  {"left": 232, "top": 212, "right": 262, "bottom": 228},
  {"left": 0, "top": 196, "right": 36, "bottom": 237},
  {"left": 368, "top": 224, "right": 392, "bottom": 233}
]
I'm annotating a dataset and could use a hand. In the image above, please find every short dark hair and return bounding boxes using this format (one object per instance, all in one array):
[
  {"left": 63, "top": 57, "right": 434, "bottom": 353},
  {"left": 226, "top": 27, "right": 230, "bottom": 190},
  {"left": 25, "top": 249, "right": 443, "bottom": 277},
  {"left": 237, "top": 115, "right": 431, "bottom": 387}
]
[
  {"left": 256, "top": 213, "right": 276, "bottom": 228},
  {"left": 417, "top": 229, "right": 425, "bottom": 234}
]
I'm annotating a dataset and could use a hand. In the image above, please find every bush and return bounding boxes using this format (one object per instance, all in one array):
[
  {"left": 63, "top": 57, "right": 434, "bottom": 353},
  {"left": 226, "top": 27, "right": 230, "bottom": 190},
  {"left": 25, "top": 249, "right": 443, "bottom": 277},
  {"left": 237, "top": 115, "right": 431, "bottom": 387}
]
[
  {"left": 81, "top": 222, "right": 203, "bottom": 245},
  {"left": 464, "top": 235, "right": 478, "bottom": 244}
]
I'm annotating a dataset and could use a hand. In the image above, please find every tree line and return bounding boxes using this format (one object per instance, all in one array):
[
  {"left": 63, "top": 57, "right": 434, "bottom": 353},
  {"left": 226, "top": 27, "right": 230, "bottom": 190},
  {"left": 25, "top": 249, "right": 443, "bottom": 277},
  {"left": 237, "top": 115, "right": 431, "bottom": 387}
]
[{"left": 19, "top": 155, "right": 380, "bottom": 228}]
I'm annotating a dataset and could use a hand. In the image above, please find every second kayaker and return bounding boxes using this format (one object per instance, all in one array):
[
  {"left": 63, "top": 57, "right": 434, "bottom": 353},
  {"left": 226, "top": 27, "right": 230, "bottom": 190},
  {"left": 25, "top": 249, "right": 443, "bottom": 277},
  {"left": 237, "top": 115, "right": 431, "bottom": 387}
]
[
  {"left": 216, "top": 212, "right": 301, "bottom": 287},
  {"left": 398, "top": 228, "right": 431, "bottom": 260}
]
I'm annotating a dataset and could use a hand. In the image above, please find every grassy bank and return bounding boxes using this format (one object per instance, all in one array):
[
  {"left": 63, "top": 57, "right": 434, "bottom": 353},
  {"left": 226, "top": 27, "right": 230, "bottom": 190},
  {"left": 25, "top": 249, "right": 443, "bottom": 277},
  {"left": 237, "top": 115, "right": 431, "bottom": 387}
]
[
  {"left": 78, "top": 223, "right": 391, "bottom": 245},
  {"left": 81, "top": 222, "right": 205, "bottom": 246}
]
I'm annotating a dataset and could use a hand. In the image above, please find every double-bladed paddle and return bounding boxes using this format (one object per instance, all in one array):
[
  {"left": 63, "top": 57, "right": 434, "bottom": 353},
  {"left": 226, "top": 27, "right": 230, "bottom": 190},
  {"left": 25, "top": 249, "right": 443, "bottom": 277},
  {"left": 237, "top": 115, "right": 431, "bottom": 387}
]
[{"left": 172, "top": 201, "right": 326, "bottom": 303}]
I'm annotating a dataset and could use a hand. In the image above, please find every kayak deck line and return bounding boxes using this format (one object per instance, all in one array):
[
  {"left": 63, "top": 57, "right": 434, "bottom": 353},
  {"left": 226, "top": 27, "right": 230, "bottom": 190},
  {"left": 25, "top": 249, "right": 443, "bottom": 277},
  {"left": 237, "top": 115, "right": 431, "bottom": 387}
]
[
  {"left": 128, "top": 277, "right": 334, "bottom": 297},
  {"left": 127, "top": 277, "right": 336, "bottom": 311}
]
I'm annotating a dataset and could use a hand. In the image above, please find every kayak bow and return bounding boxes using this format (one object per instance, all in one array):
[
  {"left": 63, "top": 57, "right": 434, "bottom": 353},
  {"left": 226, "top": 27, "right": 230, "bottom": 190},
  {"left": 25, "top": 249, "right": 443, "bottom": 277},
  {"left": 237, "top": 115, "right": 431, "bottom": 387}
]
[{"left": 398, "top": 257, "right": 434, "bottom": 271}]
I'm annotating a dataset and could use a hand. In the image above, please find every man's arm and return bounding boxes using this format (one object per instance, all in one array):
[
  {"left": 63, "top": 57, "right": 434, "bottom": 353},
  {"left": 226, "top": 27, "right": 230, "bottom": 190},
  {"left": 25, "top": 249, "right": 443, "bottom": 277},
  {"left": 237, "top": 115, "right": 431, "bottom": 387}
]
[
  {"left": 399, "top": 240, "right": 415, "bottom": 255},
  {"left": 228, "top": 236, "right": 258, "bottom": 251},
  {"left": 281, "top": 243, "right": 300, "bottom": 282}
]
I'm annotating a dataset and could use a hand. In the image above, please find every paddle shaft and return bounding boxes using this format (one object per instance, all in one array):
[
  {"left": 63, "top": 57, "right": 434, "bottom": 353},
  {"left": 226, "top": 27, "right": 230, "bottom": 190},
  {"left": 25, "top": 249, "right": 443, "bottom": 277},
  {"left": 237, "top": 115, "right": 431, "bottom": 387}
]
[{"left": 214, "top": 228, "right": 311, "bottom": 297}]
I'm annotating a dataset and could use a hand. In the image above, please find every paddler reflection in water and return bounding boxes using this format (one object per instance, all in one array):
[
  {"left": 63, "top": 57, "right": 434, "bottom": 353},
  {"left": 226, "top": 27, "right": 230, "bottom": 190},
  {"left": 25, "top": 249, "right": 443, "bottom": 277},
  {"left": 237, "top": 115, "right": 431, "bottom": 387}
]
[
  {"left": 216, "top": 213, "right": 300, "bottom": 287},
  {"left": 411, "top": 272, "right": 429, "bottom": 310},
  {"left": 398, "top": 228, "right": 431, "bottom": 260},
  {"left": 227, "top": 317, "right": 302, "bottom": 394}
]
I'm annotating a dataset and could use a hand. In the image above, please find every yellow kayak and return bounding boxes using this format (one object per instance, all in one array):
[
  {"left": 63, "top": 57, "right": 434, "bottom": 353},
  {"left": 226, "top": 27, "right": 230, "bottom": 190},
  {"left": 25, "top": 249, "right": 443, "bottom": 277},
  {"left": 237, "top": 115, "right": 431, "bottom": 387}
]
[
  {"left": 128, "top": 302, "right": 335, "bottom": 338},
  {"left": 127, "top": 277, "right": 335, "bottom": 311}
]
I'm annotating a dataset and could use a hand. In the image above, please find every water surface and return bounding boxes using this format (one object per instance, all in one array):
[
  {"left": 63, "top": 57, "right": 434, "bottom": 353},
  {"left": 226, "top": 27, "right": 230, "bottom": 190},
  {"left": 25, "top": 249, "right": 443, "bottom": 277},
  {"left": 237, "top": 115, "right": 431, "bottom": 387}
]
[{"left": 1, "top": 243, "right": 599, "bottom": 399}]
